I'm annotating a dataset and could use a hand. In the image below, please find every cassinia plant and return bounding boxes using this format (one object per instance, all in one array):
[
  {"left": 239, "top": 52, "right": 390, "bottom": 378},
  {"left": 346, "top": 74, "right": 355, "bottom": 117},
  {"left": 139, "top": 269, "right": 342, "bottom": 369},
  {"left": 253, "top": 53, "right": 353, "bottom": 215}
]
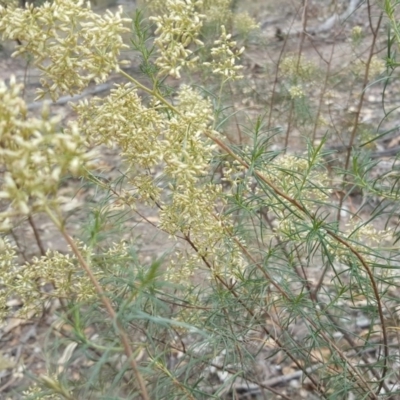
[{"left": 0, "top": 0, "right": 399, "bottom": 399}]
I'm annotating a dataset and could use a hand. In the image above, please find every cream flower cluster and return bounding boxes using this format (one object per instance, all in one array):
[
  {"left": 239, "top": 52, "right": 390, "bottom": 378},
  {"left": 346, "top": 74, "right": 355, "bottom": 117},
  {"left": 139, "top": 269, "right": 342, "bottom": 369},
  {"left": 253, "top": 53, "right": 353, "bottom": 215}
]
[
  {"left": 263, "top": 154, "right": 331, "bottom": 240},
  {"left": 0, "top": 238, "right": 118, "bottom": 321},
  {"left": 280, "top": 55, "right": 315, "bottom": 81},
  {"left": 203, "top": 0, "right": 232, "bottom": 22},
  {"left": 203, "top": 25, "right": 244, "bottom": 81},
  {"left": 265, "top": 154, "right": 330, "bottom": 204},
  {"left": 73, "top": 81, "right": 244, "bottom": 280},
  {"left": 352, "top": 55, "right": 385, "bottom": 78},
  {"left": 73, "top": 83, "right": 165, "bottom": 169},
  {"left": 233, "top": 11, "right": 260, "bottom": 35},
  {"left": 150, "top": 0, "right": 205, "bottom": 78},
  {"left": 159, "top": 87, "right": 245, "bottom": 280},
  {"left": 0, "top": 0, "right": 130, "bottom": 100},
  {"left": 0, "top": 77, "right": 94, "bottom": 231},
  {"left": 0, "top": 0, "right": 248, "bottom": 297},
  {"left": 145, "top": 0, "right": 258, "bottom": 36},
  {"left": 289, "top": 85, "right": 305, "bottom": 99}
]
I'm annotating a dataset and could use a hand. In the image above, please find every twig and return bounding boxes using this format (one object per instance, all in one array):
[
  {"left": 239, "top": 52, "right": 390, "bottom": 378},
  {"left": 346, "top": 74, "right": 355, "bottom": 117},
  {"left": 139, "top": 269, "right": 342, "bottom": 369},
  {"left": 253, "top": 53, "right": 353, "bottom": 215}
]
[
  {"left": 336, "top": 11, "right": 383, "bottom": 222},
  {"left": 276, "top": 0, "right": 364, "bottom": 38},
  {"left": 28, "top": 215, "right": 46, "bottom": 257},
  {"left": 204, "top": 132, "right": 388, "bottom": 395},
  {"left": 262, "top": 364, "right": 320, "bottom": 387},
  {"left": 183, "top": 233, "right": 326, "bottom": 397},
  {"left": 27, "top": 83, "right": 112, "bottom": 111},
  {"left": 44, "top": 207, "right": 150, "bottom": 400},
  {"left": 116, "top": 63, "right": 388, "bottom": 397},
  {"left": 130, "top": 314, "right": 295, "bottom": 400},
  {"left": 266, "top": 7, "right": 298, "bottom": 131}
]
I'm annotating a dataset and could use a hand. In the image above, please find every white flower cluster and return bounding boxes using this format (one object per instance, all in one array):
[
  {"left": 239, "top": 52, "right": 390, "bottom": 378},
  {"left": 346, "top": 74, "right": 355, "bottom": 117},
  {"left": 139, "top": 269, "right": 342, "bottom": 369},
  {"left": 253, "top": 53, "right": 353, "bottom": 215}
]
[
  {"left": 352, "top": 55, "right": 385, "bottom": 78},
  {"left": 280, "top": 55, "right": 315, "bottom": 81},
  {"left": 0, "top": 238, "right": 118, "bottom": 321},
  {"left": 0, "top": 0, "right": 130, "bottom": 100},
  {"left": 289, "top": 85, "right": 305, "bottom": 99},
  {"left": 0, "top": 77, "right": 95, "bottom": 231},
  {"left": 150, "top": 0, "right": 205, "bottom": 78},
  {"left": 203, "top": 25, "right": 244, "bottom": 81}
]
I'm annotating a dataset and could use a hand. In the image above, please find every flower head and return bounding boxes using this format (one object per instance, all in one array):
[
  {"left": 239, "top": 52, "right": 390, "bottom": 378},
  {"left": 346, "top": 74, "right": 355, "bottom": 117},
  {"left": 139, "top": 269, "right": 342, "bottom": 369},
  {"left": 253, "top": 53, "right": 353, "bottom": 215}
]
[
  {"left": 0, "top": 0, "right": 130, "bottom": 100},
  {"left": 203, "top": 25, "right": 244, "bottom": 81},
  {"left": 150, "top": 0, "right": 205, "bottom": 78}
]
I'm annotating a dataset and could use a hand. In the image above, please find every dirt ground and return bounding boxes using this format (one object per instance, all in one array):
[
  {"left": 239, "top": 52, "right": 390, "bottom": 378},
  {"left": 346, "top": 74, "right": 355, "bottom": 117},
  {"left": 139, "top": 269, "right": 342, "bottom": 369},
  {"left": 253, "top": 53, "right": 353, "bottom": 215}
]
[{"left": 1, "top": 0, "right": 400, "bottom": 398}]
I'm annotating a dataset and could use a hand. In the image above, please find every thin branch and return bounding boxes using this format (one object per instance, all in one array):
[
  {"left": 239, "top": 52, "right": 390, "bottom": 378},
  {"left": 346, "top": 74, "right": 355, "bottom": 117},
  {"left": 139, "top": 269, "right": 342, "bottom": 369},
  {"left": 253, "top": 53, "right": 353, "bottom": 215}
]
[
  {"left": 183, "top": 233, "right": 326, "bottom": 396},
  {"left": 44, "top": 207, "right": 150, "bottom": 400},
  {"left": 28, "top": 215, "right": 46, "bottom": 257},
  {"left": 204, "top": 132, "right": 388, "bottom": 392},
  {"left": 116, "top": 65, "right": 388, "bottom": 396},
  {"left": 336, "top": 11, "right": 383, "bottom": 223}
]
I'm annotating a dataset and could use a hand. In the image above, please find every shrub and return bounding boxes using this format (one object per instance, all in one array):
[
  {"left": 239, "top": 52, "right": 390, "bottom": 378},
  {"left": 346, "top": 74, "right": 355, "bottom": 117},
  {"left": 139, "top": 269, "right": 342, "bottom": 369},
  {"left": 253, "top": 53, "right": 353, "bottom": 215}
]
[{"left": 0, "top": 0, "right": 399, "bottom": 399}]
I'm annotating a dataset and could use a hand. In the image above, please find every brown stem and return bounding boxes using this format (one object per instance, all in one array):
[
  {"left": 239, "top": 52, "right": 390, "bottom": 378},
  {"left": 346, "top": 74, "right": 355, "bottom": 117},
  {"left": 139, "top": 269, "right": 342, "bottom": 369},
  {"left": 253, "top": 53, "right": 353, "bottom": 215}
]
[
  {"left": 183, "top": 233, "right": 325, "bottom": 396},
  {"left": 326, "top": 229, "right": 388, "bottom": 392},
  {"left": 45, "top": 208, "right": 150, "bottom": 400},
  {"left": 260, "top": 208, "right": 388, "bottom": 390},
  {"left": 226, "top": 230, "right": 378, "bottom": 398},
  {"left": 336, "top": 11, "right": 383, "bottom": 223},
  {"left": 284, "top": 0, "right": 309, "bottom": 151},
  {"left": 28, "top": 215, "right": 46, "bottom": 257},
  {"left": 311, "top": 34, "right": 336, "bottom": 144},
  {"left": 135, "top": 322, "right": 294, "bottom": 400},
  {"left": 267, "top": 7, "right": 301, "bottom": 131},
  {"left": 204, "top": 132, "right": 388, "bottom": 393}
]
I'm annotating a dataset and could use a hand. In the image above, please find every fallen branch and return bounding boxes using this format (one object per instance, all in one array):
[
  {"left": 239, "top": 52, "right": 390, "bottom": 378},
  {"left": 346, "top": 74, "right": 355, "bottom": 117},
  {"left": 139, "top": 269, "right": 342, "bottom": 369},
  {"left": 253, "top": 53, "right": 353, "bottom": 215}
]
[
  {"left": 27, "top": 82, "right": 112, "bottom": 111},
  {"left": 273, "top": 0, "right": 364, "bottom": 39}
]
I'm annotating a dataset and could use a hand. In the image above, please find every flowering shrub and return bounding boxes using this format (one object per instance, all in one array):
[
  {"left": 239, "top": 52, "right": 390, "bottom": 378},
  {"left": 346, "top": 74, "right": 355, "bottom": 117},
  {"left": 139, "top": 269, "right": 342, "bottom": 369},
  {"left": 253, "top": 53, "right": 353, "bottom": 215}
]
[{"left": 0, "top": 0, "right": 399, "bottom": 399}]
